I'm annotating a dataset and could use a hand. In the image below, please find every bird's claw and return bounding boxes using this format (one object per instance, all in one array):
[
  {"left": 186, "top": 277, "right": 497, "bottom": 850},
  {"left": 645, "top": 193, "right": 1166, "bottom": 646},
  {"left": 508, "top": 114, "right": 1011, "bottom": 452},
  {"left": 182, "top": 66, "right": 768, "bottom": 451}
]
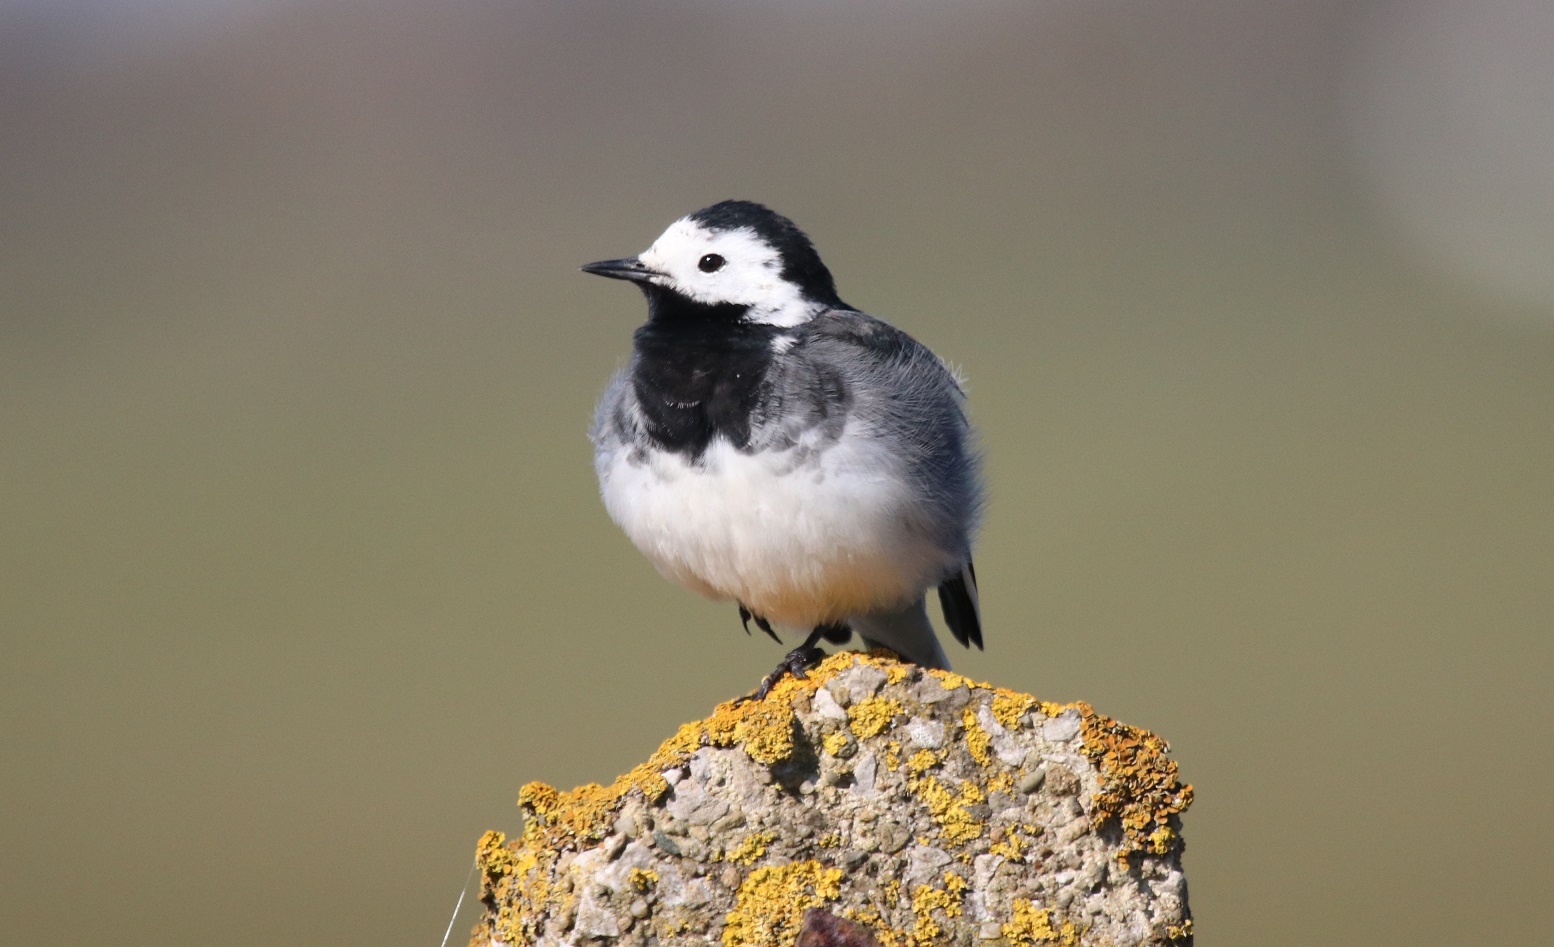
[
  {"left": 737, "top": 604, "right": 781, "bottom": 643},
  {"left": 736, "top": 645, "right": 826, "bottom": 704}
]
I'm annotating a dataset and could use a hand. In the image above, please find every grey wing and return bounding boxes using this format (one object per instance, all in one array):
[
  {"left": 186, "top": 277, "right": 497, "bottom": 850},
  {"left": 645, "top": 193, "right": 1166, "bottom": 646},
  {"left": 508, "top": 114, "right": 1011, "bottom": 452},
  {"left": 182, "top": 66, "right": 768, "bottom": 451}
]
[
  {"left": 777, "top": 309, "right": 985, "bottom": 647},
  {"left": 590, "top": 369, "right": 641, "bottom": 467},
  {"left": 793, "top": 308, "right": 983, "bottom": 533}
]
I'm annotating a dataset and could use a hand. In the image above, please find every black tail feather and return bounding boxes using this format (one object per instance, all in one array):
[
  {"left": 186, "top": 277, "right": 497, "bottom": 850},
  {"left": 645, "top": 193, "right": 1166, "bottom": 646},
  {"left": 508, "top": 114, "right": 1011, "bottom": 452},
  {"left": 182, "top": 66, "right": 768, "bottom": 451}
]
[{"left": 936, "top": 562, "right": 983, "bottom": 651}]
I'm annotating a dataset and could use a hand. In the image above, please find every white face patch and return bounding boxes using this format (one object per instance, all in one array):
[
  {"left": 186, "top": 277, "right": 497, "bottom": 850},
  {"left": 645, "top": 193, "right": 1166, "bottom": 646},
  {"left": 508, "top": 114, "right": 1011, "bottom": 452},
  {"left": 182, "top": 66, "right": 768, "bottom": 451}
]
[{"left": 636, "top": 218, "right": 825, "bottom": 328}]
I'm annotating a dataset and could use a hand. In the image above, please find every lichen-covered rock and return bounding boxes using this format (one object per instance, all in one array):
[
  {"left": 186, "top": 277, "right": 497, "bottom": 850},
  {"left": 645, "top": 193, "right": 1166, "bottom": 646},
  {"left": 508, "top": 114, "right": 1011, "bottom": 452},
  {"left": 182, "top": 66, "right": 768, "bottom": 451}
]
[{"left": 472, "top": 652, "right": 1193, "bottom": 947}]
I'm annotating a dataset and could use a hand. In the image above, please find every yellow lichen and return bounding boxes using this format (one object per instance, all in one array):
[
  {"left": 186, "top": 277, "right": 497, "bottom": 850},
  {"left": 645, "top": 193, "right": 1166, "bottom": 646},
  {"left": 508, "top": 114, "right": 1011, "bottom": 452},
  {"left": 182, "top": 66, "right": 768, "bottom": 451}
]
[
  {"left": 476, "top": 829, "right": 558, "bottom": 945},
  {"left": 993, "top": 693, "right": 1035, "bottom": 729},
  {"left": 516, "top": 782, "right": 560, "bottom": 819},
  {"left": 962, "top": 708, "right": 993, "bottom": 767},
  {"left": 1075, "top": 701, "right": 1194, "bottom": 859},
  {"left": 475, "top": 830, "right": 521, "bottom": 878},
  {"left": 989, "top": 822, "right": 1036, "bottom": 861},
  {"left": 884, "top": 740, "right": 903, "bottom": 771},
  {"left": 734, "top": 710, "right": 796, "bottom": 765},
  {"left": 1002, "top": 899, "right": 1081, "bottom": 946},
  {"left": 908, "top": 774, "right": 985, "bottom": 844},
  {"left": 518, "top": 780, "right": 627, "bottom": 851},
  {"left": 721, "top": 861, "right": 843, "bottom": 947},
  {"left": 841, "top": 906, "right": 910, "bottom": 947},
  {"left": 935, "top": 670, "right": 977, "bottom": 692},
  {"left": 822, "top": 731, "right": 850, "bottom": 757},
  {"left": 906, "top": 748, "right": 939, "bottom": 772},
  {"left": 725, "top": 829, "right": 776, "bottom": 866},
  {"left": 848, "top": 696, "right": 903, "bottom": 739},
  {"left": 1167, "top": 918, "right": 1194, "bottom": 941},
  {"left": 910, "top": 881, "right": 964, "bottom": 942},
  {"left": 705, "top": 688, "right": 803, "bottom": 766},
  {"left": 863, "top": 872, "right": 969, "bottom": 945},
  {"left": 629, "top": 867, "right": 658, "bottom": 891}
]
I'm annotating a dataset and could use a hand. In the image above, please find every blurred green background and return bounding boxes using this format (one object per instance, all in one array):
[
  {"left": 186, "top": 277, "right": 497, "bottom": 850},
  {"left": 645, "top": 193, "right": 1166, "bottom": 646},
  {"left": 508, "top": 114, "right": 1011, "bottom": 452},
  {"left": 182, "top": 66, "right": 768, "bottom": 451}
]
[{"left": 3, "top": 1, "right": 1551, "bottom": 944}]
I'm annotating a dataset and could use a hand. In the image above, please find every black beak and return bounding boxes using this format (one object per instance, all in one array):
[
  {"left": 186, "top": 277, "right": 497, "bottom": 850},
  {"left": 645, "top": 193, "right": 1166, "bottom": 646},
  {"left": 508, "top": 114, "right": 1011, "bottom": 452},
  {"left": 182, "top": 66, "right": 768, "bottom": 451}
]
[{"left": 580, "top": 257, "right": 658, "bottom": 283}]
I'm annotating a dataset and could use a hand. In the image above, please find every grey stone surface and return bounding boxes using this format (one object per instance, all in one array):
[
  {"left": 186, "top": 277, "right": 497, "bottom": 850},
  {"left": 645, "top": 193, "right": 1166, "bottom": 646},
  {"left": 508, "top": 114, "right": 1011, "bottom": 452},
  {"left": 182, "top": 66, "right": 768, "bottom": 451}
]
[
  {"left": 1042, "top": 709, "right": 1084, "bottom": 744},
  {"left": 473, "top": 653, "right": 1193, "bottom": 947}
]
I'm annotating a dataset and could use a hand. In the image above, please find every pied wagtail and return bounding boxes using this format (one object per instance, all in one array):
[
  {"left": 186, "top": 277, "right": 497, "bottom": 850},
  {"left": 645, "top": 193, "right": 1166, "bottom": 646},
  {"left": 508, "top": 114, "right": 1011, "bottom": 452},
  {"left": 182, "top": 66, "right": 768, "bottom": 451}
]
[{"left": 583, "top": 200, "right": 982, "bottom": 696}]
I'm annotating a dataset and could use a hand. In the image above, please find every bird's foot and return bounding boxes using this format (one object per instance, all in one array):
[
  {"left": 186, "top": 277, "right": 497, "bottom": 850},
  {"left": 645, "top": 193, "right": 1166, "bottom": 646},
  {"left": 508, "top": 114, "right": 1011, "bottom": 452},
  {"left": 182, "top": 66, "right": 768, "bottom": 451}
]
[
  {"left": 734, "top": 622, "right": 851, "bottom": 704},
  {"left": 736, "top": 645, "right": 826, "bottom": 705}
]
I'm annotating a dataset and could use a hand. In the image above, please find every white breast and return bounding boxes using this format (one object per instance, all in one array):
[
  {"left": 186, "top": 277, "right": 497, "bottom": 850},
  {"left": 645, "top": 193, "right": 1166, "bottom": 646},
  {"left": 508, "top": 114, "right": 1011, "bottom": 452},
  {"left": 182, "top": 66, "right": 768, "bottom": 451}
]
[{"left": 595, "top": 433, "right": 951, "bottom": 628}]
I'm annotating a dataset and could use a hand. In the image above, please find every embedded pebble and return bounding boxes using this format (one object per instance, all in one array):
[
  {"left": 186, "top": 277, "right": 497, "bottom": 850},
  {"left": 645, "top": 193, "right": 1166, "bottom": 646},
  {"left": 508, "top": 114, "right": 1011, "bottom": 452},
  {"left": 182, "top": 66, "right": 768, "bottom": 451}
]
[
  {"left": 913, "top": 676, "right": 955, "bottom": 704},
  {"left": 812, "top": 686, "right": 849, "bottom": 721},
  {"left": 573, "top": 888, "right": 620, "bottom": 938},
  {"left": 846, "top": 664, "right": 889, "bottom": 701},
  {"left": 665, "top": 784, "right": 730, "bottom": 826},
  {"left": 824, "top": 679, "right": 853, "bottom": 708},
  {"left": 978, "top": 704, "right": 1030, "bottom": 767},
  {"left": 1044, "top": 763, "right": 1081, "bottom": 797},
  {"left": 874, "top": 819, "right": 912, "bottom": 855},
  {"left": 1043, "top": 708, "right": 1083, "bottom": 743},
  {"left": 852, "top": 750, "right": 878, "bottom": 795},
  {"left": 905, "top": 717, "right": 947, "bottom": 749},
  {"left": 905, "top": 844, "right": 954, "bottom": 889}
]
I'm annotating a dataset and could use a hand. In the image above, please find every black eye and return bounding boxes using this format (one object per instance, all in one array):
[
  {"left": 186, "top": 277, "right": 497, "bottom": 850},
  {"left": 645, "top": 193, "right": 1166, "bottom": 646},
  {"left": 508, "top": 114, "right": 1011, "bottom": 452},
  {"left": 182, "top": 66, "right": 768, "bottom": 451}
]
[{"left": 698, "top": 253, "right": 725, "bottom": 273}]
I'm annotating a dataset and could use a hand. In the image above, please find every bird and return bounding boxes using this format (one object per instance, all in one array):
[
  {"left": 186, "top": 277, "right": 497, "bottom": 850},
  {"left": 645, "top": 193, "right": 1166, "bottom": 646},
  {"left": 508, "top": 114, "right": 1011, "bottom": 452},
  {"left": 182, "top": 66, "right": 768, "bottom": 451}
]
[{"left": 583, "top": 200, "right": 983, "bottom": 696}]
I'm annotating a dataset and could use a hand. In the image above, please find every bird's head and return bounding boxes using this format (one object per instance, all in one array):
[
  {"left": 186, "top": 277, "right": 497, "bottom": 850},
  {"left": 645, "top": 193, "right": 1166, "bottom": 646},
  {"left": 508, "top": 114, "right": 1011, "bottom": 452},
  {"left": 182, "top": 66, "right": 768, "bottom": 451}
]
[{"left": 581, "top": 200, "right": 845, "bottom": 327}]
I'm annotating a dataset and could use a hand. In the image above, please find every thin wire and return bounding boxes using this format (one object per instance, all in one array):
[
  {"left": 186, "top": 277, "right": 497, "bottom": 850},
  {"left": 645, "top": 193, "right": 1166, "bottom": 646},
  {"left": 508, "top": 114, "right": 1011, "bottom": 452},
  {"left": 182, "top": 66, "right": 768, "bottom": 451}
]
[{"left": 440, "top": 855, "right": 480, "bottom": 947}]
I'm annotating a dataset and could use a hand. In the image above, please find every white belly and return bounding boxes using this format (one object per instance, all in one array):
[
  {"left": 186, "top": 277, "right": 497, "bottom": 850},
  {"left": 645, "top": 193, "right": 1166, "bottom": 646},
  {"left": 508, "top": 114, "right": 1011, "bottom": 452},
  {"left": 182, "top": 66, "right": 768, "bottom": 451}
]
[{"left": 596, "top": 436, "right": 948, "bottom": 627}]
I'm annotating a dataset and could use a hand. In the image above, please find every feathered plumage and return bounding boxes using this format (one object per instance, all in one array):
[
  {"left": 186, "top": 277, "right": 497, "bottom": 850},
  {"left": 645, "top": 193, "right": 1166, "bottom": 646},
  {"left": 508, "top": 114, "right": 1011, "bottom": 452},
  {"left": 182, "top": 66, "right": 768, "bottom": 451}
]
[{"left": 586, "top": 201, "right": 983, "bottom": 672}]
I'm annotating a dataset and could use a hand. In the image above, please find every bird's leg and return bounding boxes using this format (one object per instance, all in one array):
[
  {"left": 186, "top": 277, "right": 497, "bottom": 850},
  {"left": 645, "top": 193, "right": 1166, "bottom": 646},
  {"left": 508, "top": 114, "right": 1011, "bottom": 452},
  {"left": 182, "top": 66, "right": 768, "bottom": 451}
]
[
  {"left": 738, "top": 622, "right": 851, "bottom": 703},
  {"left": 738, "top": 604, "right": 782, "bottom": 643},
  {"left": 817, "top": 622, "right": 853, "bottom": 645}
]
